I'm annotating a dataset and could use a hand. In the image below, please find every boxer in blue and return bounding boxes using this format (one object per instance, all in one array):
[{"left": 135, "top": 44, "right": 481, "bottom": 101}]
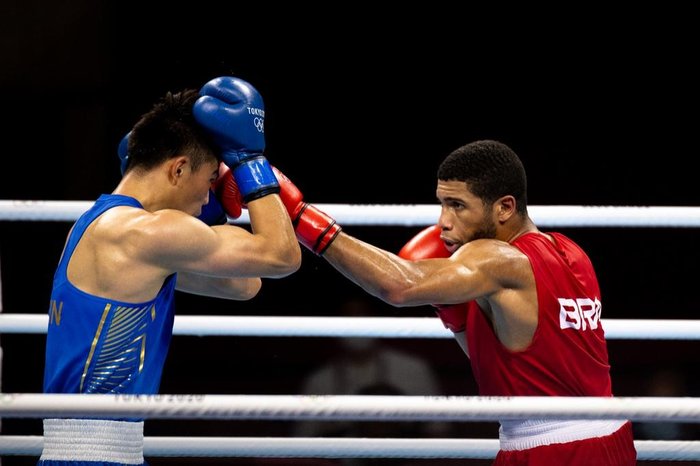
[{"left": 38, "top": 76, "right": 301, "bottom": 465}]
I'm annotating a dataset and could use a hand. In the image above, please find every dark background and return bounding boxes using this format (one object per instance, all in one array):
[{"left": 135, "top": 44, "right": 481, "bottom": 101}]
[{"left": 1, "top": 2, "right": 699, "bottom": 465}]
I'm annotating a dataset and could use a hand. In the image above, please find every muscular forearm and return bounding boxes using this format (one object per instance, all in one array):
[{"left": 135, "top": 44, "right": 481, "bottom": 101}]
[
  {"left": 323, "top": 233, "right": 417, "bottom": 306},
  {"left": 247, "top": 195, "right": 301, "bottom": 275}
]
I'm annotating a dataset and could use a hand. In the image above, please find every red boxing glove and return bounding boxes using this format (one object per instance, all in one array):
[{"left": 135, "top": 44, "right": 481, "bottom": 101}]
[
  {"left": 398, "top": 225, "right": 467, "bottom": 332},
  {"left": 398, "top": 224, "right": 450, "bottom": 259},
  {"left": 294, "top": 203, "right": 342, "bottom": 254},
  {"left": 273, "top": 166, "right": 341, "bottom": 255},
  {"left": 431, "top": 303, "right": 467, "bottom": 333},
  {"left": 272, "top": 166, "right": 304, "bottom": 219},
  {"left": 212, "top": 162, "right": 243, "bottom": 219}
]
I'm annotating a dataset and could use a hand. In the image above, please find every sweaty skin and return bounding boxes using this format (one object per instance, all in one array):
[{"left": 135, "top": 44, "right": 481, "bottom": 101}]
[{"left": 322, "top": 180, "right": 543, "bottom": 351}]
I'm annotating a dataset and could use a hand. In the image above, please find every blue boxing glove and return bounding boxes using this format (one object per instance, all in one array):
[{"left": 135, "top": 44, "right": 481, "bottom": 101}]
[
  {"left": 193, "top": 76, "right": 280, "bottom": 203},
  {"left": 117, "top": 132, "right": 230, "bottom": 225},
  {"left": 198, "top": 190, "right": 230, "bottom": 226},
  {"left": 117, "top": 132, "right": 131, "bottom": 175}
]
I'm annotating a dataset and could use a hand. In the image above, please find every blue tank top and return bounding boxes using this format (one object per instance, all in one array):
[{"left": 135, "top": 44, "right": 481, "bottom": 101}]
[{"left": 43, "top": 194, "right": 177, "bottom": 395}]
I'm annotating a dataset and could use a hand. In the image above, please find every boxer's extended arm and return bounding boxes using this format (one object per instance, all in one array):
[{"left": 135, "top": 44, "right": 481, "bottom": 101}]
[
  {"left": 269, "top": 167, "right": 474, "bottom": 352},
  {"left": 271, "top": 168, "right": 494, "bottom": 316}
]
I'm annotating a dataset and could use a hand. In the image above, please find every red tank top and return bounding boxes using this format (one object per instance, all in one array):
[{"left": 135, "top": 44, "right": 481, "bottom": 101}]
[{"left": 465, "top": 232, "right": 612, "bottom": 397}]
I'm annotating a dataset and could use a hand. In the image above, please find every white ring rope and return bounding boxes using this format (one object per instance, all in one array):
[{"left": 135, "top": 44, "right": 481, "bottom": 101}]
[
  {"left": 1, "top": 201, "right": 700, "bottom": 227},
  {"left": 1, "top": 314, "right": 699, "bottom": 340},
  {"left": 1, "top": 394, "right": 699, "bottom": 422},
  {"left": 1, "top": 436, "right": 698, "bottom": 461}
]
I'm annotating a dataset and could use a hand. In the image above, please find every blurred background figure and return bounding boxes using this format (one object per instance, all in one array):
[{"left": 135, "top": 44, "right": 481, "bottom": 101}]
[
  {"left": 293, "top": 295, "right": 452, "bottom": 465},
  {"left": 635, "top": 367, "right": 696, "bottom": 441}
]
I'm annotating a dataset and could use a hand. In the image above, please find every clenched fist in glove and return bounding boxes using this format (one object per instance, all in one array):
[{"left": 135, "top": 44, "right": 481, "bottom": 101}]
[
  {"left": 193, "top": 76, "right": 279, "bottom": 203},
  {"left": 398, "top": 225, "right": 468, "bottom": 333},
  {"left": 273, "top": 166, "right": 341, "bottom": 255},
  {"left": 210, "top": 162, "right": 243, "bottom": 221}
]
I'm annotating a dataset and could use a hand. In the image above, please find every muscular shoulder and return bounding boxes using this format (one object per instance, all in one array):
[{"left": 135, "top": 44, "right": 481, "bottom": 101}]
[
  {"left": 95, "top": 207, "right": 208, "bottom": 256},
  {"left": 454, "top": 239, "right": 532, "bottom": 287},
  {"left": 456, "top": 238, "right": 527, "bottom": 263}
]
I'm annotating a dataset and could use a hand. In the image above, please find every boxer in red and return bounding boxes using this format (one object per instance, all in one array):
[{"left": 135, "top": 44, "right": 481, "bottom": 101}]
[{"left": 275, "top": 140, "right": 636, "bottom": 465}]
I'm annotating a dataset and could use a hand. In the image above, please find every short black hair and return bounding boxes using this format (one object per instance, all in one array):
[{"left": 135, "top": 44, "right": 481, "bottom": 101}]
[
  {"left": 437, "top": 140, "right": 528, "bottom": 215},
  {"left": 126, "top": 89, "right": 218, "bottom": 173}
]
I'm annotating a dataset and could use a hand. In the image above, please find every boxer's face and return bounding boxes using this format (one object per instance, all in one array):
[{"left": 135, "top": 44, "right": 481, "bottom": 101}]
[
  {"left": 436, "top": 180, "right": 496, "bottom": 251},
  {"left": 177, "top": 159, "right": 220, "bottom": 217}
]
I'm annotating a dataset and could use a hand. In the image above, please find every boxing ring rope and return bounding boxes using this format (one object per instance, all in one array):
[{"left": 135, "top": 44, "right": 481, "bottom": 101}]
[
  {"left": 2, "top": 200, "right": 700, "bottom": 227},
  {"left": 0, "top": 394, "right": 699, "bottom": 460},
  {"left": 2, "top": 393, "right": 700, "bottom": 422},
  {"left": 2, "top": 436, "right": 699, "bottom": 461},
  {"left": 1, "top": 314, "right": 700, "bottom": 340}
]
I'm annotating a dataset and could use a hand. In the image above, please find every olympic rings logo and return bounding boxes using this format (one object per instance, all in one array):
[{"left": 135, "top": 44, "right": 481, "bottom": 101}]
[{"left": 254, "top": 117, "right": 264, "bottom": 133}]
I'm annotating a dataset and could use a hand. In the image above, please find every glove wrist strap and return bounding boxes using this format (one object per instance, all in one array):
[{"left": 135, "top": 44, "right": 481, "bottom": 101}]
[
  {"left": 295, "top": 204, "right": 342, "bottom": 255},
  {"left": 232, "top": 156, "right": 281, "bottom": 203}
]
